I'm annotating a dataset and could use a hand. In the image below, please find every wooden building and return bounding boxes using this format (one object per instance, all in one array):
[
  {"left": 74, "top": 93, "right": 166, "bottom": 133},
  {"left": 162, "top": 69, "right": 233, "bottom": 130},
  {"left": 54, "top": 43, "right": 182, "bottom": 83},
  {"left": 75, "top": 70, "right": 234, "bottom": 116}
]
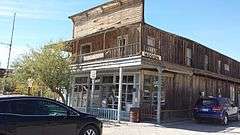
[{"left": 66, "top": 0, "right": 240, "bottom": 122}]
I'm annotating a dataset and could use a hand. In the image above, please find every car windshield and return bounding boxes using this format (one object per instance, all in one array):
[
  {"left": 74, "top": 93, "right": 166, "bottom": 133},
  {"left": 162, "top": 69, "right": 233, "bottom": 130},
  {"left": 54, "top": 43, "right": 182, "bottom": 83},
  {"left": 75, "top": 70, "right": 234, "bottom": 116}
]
[{"left": 196, "top": 98, "right": 218, "bottom": 106}]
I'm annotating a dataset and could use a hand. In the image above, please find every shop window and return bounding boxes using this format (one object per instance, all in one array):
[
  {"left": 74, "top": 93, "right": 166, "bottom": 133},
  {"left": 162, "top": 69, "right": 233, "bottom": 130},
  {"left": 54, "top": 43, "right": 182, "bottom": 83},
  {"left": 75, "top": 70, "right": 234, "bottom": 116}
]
[
  {"left": 75, "top": 77, "right": 88, "bottom": 84},
  {"left": 116, "top": 75, "right": 134, "bottom": 83},
  {"left": 103, "top": 76, "right": 114, "bottom": 84}
]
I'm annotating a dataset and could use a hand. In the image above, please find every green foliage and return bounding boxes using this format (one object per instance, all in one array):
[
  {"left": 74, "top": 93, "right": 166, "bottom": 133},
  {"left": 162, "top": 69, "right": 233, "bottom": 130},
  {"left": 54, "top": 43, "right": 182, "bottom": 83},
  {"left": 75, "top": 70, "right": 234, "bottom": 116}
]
[
  {"left": 0, "top": 76, "right": 16, "bottom": 93},
  {"left": 12, "top": 42, "right": 71, "bottom": 103}
]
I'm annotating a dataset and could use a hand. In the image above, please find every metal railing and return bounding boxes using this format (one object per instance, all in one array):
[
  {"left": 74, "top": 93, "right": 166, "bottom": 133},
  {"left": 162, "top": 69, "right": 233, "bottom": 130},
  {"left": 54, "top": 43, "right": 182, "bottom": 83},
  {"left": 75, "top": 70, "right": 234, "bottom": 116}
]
[{"left": 75, "top": 107, "right": 129, "bottom": 121}]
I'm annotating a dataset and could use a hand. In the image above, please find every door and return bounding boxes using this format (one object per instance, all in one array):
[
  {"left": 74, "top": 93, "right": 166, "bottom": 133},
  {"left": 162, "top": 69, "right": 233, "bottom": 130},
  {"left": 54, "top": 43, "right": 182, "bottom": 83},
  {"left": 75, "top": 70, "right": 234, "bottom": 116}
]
[
  {"left": 117, "top": 35, "right": 128, "bottom": 57},
  {"left": 8, "top": 100, "right": 43, "bottom": 135},
  {"left": 35, "top": 100, "right": 77, "bottom": 135}
]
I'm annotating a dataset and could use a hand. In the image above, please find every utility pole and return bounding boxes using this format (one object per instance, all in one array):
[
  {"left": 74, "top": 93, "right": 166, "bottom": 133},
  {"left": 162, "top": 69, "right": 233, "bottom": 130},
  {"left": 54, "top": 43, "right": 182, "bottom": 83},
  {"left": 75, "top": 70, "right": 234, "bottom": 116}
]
[{"left": 6, "top": 12, "right": 16, "bottom": 72}]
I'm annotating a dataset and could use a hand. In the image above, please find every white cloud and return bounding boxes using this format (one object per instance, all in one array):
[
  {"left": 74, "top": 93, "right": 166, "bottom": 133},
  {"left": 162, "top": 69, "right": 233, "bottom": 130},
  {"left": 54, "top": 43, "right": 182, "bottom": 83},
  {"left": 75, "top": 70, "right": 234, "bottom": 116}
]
[
  {"left": 0, "top": 0, "right": 72, "bottom": 20},
  {"left": 0, "top": 46, "right": 29, "bottom": 68}
]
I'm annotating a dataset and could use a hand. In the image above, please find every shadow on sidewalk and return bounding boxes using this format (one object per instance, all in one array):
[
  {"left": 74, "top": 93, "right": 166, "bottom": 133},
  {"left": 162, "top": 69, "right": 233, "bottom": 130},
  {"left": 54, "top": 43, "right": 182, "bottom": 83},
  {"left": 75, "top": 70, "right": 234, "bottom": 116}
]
[{"left": 161, "top": 120, "right": 240, "bottom": 133}]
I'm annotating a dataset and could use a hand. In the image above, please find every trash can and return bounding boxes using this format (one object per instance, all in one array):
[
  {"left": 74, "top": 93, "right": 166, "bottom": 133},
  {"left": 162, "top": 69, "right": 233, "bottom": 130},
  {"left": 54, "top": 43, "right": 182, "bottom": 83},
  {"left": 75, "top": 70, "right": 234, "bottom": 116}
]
[{"left": 130, "top": 107, "right": 140, "bottom": 123}]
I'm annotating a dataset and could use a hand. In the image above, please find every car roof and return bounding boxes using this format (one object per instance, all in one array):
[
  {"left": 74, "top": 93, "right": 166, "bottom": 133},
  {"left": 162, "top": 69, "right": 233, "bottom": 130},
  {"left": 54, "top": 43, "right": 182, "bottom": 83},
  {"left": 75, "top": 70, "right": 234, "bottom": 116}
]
[
  {"left": 201, "top": 97, "right": 227, "bottom": 100},
  {"left": 0, "top": 95, "right": 48, "bottom": 100}
]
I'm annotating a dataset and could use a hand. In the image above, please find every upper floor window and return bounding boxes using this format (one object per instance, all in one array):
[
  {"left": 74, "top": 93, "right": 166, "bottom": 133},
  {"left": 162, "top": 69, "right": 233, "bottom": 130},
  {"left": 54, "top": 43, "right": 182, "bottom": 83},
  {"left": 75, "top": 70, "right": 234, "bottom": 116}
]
[
  {"left": 204, "top": 55, "right": 209, "bottom": 70},
  {"left": 81, "top": 43, "right": 91, "bottom": 54},
  {"left": 186, "top": 48, "right": 192, "bottom": 66},
  {"left": 224, "top": 64, "right": 230, "bottom": 71},
  {"left": 147, "top": 36, "right": 155, "bottom": 47},
  {"left": 218, "top": 60, "right": 222, "bottom": 73}
]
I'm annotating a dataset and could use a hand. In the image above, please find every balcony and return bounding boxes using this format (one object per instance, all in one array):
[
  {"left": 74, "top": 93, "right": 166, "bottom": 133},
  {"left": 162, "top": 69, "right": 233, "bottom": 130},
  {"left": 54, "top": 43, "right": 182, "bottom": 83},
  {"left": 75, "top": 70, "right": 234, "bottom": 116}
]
[{"left": 70, "top": 42, "right": 161, "bottom": 64}]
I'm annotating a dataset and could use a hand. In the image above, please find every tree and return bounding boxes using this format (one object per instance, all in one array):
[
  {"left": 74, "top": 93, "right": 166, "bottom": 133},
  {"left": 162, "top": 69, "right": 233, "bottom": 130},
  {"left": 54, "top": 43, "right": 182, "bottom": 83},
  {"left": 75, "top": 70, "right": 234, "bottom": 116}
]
[
  {"left": 12, "top": 42, "right": 71, "bottom": 103},
  {"left": 0, "top": 76, "right": 16, "bottom": 93}
]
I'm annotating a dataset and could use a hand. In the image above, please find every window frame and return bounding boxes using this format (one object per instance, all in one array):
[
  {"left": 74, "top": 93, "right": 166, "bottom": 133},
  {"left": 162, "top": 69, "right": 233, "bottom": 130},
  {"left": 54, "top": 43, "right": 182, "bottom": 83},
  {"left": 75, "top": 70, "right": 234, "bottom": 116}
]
[
  {"left": 147, "top": 36, "right": 155, "bottom": 47},
  {"left": 218, "top": 60, "right": 222, "bottom": 73},
  {"left": 224, "top": 64, "right": 230, "bottom": 72},
  {"left": 204, "top": 55, "right": 209, "bottom": 70},
  {"left": 80, "top": 43, "right": 92, "bottom": 55},
  {"left": 186, "top": 48, "right": 192, "bottom": 66}
]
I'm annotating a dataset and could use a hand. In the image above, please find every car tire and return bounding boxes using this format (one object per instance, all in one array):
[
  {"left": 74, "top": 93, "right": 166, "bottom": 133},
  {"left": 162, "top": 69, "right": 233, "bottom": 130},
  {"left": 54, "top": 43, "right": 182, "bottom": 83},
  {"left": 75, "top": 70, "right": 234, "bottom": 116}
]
[
  {"left": 221, "top": 114, "right": 228, "bottom": 126},
  {"left": 80, "top": 125, "right": 99, "bottom": 135}
]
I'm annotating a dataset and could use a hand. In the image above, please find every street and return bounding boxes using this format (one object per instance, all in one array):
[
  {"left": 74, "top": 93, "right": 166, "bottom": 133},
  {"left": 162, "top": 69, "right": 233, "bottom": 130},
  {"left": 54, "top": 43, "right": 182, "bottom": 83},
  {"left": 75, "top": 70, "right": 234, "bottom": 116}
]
[{"left": 103, "top": 120, "right": 240, "bottom": 135}]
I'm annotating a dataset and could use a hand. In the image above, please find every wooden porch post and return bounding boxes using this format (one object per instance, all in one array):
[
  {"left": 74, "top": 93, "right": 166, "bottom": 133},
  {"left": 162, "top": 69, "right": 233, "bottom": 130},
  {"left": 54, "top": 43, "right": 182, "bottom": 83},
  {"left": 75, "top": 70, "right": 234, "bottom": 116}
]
[
  {"left": 117, "top": 67, "right": 123, "bottom": 123},
  {"left": 157, "top": 68, "right": 162, "bottom": 124}
]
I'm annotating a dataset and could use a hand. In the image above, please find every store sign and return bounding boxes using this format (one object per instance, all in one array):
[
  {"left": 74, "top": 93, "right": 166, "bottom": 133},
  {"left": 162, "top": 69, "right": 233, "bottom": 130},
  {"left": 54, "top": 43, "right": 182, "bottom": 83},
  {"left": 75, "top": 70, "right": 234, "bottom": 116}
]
[
  {"left": 142, "top": 51, "right": 161, "bottom": 61},
  {"left": 83, "top": 53, "right": 104, "bottom": 61},
  {"left": 90, "top": 70, "right": 97, "bottom": 79}
]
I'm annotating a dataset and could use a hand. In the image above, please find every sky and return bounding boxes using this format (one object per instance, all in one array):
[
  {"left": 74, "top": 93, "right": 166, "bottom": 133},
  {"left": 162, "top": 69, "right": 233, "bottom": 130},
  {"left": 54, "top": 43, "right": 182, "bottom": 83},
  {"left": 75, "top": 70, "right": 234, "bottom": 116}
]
[{"left": 0, "top": 0, "right": 239, "bottom": 68}]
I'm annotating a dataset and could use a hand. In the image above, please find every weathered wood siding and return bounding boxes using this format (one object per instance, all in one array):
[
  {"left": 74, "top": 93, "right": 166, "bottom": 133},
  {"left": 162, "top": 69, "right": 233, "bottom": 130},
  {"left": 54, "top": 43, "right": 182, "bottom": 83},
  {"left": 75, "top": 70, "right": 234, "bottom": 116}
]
[
  {"left": 163, "top": 72, "right": 240, "bottom": 109},
  {"left": 71, "top": 0, "right": 143, "bottom": 38},
  {"left": 143, "top": 24, "right": 240, "bottom": 79}
]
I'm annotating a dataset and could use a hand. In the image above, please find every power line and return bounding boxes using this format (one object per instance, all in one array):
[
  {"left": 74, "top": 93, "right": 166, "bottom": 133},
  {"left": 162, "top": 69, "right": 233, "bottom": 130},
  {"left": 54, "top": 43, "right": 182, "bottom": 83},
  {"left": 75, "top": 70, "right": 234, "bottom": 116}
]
[{"left": 0, "top": 42, "right": 10, "bottom": 46}]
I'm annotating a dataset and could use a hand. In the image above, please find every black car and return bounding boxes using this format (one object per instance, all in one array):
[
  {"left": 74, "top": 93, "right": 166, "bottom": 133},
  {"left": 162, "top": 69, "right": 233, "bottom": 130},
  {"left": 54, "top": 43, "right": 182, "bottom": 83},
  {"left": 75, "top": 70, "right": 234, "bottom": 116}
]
[
  {"left": 193, "top": 97, "right": 239, "bottom": 125},
  {"left": 0, "top": 95, "right": 102, "bottom": 135}
]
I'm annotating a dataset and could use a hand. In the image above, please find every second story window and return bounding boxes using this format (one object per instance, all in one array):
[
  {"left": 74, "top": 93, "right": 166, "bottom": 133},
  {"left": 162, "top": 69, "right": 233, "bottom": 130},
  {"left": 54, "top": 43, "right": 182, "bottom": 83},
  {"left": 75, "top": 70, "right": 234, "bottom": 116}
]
[
  {"left": 218, "top": 60, "right": 222, "bottom": 73},
  {"left": 204, "top": 55, "right": 209, "bottom": 70},
  {"left": 186, "top": 48, "right": 192, "bottom": 66},
  {"left": 224, "top": 64, "right": 230, "bottom": 71},
  {"left": 81, "top": 43, "right": 91, "bottom": 54},
  {"left": 147, "top": 36, "right": 156, "bottom": 54},
  {"left": 147, "top": 36, "right": 155, "bottom": 47}
]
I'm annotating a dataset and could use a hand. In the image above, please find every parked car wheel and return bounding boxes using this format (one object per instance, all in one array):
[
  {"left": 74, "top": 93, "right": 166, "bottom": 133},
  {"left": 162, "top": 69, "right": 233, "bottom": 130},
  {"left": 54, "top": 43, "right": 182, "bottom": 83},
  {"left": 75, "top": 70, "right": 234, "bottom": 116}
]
[
  {"left": 221, "top": 114, "right": 228, "bottom": 125},
  {"left": 80, "top": 125, "right": 99, "bottom": 135}
]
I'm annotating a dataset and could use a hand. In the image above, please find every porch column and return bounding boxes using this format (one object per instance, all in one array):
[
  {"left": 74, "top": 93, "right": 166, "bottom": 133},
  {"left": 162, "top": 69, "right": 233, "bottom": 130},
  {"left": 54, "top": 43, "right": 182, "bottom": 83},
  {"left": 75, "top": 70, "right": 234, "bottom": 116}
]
[
  {"left": 117, "top": 67, "right": 123, "bottom": 123},
  {"left": 157, "top": 68, "right": 163, "bottom": 124},
  {"left": 70, "top": 76, "right": 75, "bottom": 107}
]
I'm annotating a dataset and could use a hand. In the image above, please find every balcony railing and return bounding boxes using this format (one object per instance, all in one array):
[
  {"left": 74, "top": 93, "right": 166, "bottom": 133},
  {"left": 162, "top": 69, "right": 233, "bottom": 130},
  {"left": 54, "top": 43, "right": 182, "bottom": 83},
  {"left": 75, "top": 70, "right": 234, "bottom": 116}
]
[
  {"left": 70, "top": 43, "right": 161, "bottom": 64},
  {"left": 71, "top": 43, "right": 140, "bottom": 64}
]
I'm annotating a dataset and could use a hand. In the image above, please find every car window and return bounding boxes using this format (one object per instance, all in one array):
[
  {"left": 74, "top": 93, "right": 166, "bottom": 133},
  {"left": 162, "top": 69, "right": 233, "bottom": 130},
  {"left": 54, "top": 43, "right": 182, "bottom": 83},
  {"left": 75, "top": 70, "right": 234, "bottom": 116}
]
[
  {"left": 0, "top": 101, "right": 10, "bottom": 113},
  {"left": 196, "top": 98, "right": 218, "bottom": 106},
  {"left": 36, "top": 100, "right": 69, "bottom": 116},
  {"left": 10, "top": 100, "right": 38, "bottom": 115}
]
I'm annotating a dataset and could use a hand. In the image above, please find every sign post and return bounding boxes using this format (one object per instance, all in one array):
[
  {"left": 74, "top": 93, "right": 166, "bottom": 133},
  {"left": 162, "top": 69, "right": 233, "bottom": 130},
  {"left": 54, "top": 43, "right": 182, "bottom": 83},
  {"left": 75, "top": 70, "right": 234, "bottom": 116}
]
[
  {"left": 90, "top": 70, "right": 97, "bottom": 108},
  {"left": 156, "top": 68, "right": 162, "bottom": 124}
]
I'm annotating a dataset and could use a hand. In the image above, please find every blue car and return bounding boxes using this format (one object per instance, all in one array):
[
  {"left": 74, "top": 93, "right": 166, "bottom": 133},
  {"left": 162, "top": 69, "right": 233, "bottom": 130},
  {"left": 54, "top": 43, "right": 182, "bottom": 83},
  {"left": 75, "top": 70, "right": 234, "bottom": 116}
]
[{"left": 193, "top": 97, "right": 239, "bottom": 125}]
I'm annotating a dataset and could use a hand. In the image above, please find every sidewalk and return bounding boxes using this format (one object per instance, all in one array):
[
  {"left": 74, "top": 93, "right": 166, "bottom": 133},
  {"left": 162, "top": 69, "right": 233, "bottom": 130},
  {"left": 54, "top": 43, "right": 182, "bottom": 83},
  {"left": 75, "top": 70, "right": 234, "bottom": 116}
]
[{"left": 103, "top": 120, "right": 240, "bottom": 135}]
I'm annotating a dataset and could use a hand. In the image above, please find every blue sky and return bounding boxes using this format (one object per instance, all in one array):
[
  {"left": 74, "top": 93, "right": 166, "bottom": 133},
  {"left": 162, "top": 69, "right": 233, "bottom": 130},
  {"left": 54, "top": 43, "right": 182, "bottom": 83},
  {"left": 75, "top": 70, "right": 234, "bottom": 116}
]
[{"left": 0, "top": 0, "right": 239, "bottom": 68}]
